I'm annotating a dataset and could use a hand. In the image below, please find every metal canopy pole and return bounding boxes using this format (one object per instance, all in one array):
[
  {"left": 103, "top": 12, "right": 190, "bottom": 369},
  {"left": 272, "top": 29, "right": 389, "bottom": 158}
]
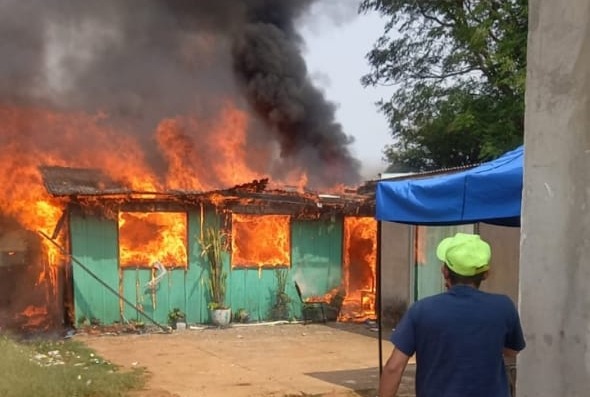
[
  {"left": 376, "top": 220, "right": 383, "bottom": 375},
  {"left": 39, "top": 231, "right": 170, "bottom": 333}
]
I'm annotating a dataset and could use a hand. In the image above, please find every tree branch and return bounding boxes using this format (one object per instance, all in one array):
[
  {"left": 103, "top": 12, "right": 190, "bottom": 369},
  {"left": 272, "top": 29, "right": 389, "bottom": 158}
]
[
  {"left": 409, "top": 66, "right": 478, "bottom": 81},
  {"left": 415, "top": 2, "right": 453, "bottom": 28}
]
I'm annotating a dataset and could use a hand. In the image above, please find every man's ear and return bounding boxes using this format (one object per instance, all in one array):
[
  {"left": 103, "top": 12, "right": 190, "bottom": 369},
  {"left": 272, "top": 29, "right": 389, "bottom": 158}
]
[
  {"left": 481, "top": 270, "right": 490, "bottom": 280},
  {"left": 441, "top": 265, "right": 451, "bottom": 289}
]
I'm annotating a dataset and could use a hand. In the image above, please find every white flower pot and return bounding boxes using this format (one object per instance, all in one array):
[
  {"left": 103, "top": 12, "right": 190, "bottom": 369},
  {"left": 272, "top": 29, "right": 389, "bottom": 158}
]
[{"left": 210, "top": 308, "right": 231, "bottom": 327}]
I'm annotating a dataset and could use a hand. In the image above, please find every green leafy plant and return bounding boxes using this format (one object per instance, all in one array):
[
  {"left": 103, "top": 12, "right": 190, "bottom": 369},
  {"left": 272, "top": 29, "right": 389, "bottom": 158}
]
[
  {"left": 131, "top": 320, "right": 145, "bottom": 329},
  {"left": 234, "top": 308, "right": 250, "bottom": 323},
  {"left": 360, "top": 0, "right": 527, "bottom": 170},
  {"left": 270, "top": 268, "right": 291, "bottom": 320},
  {"left": 200, "top": 227, "right": 228, "bottom": 310},
  {"left": 77, "top": 315, "right": 88, "bottom": 327},
  {"left": 167, "top": 308, "right": 186, "bottom": 326}
]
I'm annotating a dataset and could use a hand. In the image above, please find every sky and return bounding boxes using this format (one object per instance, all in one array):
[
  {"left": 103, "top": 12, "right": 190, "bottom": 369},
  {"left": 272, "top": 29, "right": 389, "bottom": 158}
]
[{"left": 300, "top": 2, "right": 393, "bottom": 180}]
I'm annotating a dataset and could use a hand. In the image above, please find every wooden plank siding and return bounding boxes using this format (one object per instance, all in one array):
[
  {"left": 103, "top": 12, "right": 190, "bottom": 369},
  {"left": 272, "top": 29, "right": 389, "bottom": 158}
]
[
  {"left": 228, "top": 268, "right": 276, "bottom": 322},
  {"left": 290, "top": 218, "right": 343, "bottom": 299},
  {"left": 70, "top": 211, "right": 120, "bottom": 324},
  {"left": 70, "top": 208, "right": 346, "bottom": 325}
]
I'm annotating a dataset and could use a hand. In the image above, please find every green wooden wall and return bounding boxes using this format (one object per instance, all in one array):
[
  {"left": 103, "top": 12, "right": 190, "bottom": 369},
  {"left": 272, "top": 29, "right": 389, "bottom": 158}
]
[
  {"left": 70, "top": 208, "right": 344, "bottom": 325},
  {"left": 228, "top": 217, "right": 343, "bottom": 322},
  {"left": 120, "top": 208, "right": 214, "bottom": 325},
  {"left": 70, "top": 212, "right": 120, "bottom": 324},
  {"left": 290, "top": 218, "right": 343, "bottom": 297}
]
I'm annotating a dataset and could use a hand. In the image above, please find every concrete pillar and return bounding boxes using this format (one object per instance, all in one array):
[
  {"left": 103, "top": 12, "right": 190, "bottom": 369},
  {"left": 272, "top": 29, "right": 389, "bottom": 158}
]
[{"left": 519, "top": 1, "right": 590, "bottom": 396}]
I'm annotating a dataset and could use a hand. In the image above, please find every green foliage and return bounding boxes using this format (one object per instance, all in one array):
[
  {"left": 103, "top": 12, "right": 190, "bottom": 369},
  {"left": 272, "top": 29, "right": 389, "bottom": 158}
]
[
  {"left": 360, "top": 0, "right": 527, "bottom": 170},
  {"left": 167, "top": 308, "right": 186, "bottom": 326},
  {"left": 234, "top": 308, "right": 250, "bottom": 323},
  {"left": 207, "top": 301, "right": 225, "bottom": 311},
  {"left": 0, "top": 335, "right": 144, "bottom": 397},
  {"left": 200, "top": 227, "right": 228, "bottom": 310},
  {"left": 270, "top": 269, "right": 291, "bottom": 321}
]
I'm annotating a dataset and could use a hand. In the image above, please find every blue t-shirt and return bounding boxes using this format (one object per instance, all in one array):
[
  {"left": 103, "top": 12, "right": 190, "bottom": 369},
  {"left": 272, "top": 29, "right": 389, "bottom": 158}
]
[{"left": 391, "top": 285, "right": 525, "bottom": 397}]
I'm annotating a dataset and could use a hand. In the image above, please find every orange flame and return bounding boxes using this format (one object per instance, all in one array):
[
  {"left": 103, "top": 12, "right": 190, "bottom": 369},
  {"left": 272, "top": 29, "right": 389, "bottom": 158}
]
[
  {"left": 0, "top": 100, "right": 312, "bottom": 243},
  {"left": 0, "top": 100, "right": 307, "bottom": 259},
  {"left": 340, "top": 217, "right": 377, "bottom": 321},
  {"left": 0, "top": 95, "right": 340, "bottom": 329},
  {"left": 231, "top": 214, "right": 290, "bottom": 267},
  {"left": 119, "top": 212, "right": 188, "bottom": 268},
  {"left": 17, "top": 305, "right": 49, "bottom": 329}
]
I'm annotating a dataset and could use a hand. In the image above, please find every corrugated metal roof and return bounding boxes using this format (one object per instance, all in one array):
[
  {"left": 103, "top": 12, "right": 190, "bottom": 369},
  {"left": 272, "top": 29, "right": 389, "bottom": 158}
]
[
  {"left": 40, "top": 166, "right": 131, "bottom": 196},
  {"left": 378, "top": 163, "right": 479, "bottom": 181},
  {"left": 38, "top": 166, "right": 375, "bottom": 215},
  {"left": 357, "top": 163, "right": 480, "bottom": 195}
]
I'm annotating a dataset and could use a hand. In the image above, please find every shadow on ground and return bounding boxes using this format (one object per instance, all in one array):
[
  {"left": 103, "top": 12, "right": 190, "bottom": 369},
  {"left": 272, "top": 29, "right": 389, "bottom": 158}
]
[
  {"left": 322, "top": 321, "right": 391, "bottom": 340},
  {"left": 305, "top": 365, "right": 415, "bottom": 397},
  {"left": 305, "top": 366, "right": 380, "bottom": 391}
]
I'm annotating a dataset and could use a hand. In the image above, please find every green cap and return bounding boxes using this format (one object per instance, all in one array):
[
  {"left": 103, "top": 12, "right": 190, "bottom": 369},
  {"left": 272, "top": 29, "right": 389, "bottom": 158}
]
[{"left": 436, "top": 233, "right": 491, "bottom": 276}]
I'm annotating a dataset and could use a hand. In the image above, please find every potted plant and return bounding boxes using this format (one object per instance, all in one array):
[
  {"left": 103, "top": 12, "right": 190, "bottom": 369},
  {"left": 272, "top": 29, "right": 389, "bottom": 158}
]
[
  {"left": 168, "top": 308, "right": 186, "bottom": 330},
  {"left": 234, "top": 308, "right": 250, "bottom": 323},
  {"left": 200, "top": 227, "right": 231, "bottom": 326}
]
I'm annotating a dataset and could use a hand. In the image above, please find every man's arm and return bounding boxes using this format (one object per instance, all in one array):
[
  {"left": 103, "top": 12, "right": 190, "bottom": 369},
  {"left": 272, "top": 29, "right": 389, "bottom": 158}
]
[
  {"left": 504, "top": 300, "right": 526, "bottom": 354},
  {"left": 379, "top": 348, "right": 410, "bottom": 397}
]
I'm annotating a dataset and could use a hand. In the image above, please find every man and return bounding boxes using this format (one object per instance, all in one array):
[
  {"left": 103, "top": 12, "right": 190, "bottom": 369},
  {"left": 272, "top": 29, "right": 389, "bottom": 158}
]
[{"left": 379, "top": 232, "right": 525, "bottom": 397}]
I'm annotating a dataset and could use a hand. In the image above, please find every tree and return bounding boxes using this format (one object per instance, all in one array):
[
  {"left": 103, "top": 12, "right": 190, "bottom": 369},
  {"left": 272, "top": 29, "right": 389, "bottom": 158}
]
[{"left": 359, "top": 0, "right": 528, "bottom": 171}]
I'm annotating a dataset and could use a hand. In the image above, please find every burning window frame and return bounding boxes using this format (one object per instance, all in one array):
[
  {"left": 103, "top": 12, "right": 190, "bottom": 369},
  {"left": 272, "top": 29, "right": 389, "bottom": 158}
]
[
  {"left": 230, "top": 213, "right": 291, "bottom": 269},
  {"left": 117, "top": 210, "right": 189, "bottom": 269}
]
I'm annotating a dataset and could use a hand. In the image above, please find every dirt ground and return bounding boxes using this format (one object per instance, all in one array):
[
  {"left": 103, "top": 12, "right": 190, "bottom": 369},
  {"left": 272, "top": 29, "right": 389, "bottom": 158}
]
[{"left": 77, "top": 322, "right": 416, "bottom": 397}]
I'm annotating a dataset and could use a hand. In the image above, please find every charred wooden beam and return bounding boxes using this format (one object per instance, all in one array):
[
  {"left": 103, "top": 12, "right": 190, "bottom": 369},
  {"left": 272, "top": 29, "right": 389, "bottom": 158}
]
[{"left": 51, "top": 210, "right": 68, "bottom": 240}]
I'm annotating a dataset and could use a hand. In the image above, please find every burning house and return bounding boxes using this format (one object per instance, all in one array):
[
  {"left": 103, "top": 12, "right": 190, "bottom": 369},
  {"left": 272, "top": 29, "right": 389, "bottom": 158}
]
[
  {"left": 0, "top": 1, "right": 378, "bottom": 331},
  {"left": 33, "top": 167, "right": 376, "bottom": 327}
]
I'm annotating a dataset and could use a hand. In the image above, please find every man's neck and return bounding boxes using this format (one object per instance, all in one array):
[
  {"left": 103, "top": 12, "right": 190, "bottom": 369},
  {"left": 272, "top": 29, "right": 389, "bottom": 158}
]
[{"left": 450, "top": 282, "right": 479, "bottom": 289}]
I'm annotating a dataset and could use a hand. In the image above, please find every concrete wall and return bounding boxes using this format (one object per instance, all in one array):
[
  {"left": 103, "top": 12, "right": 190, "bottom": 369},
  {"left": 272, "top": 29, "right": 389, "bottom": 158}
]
[
  {"left": 519, "top": 1, "right": 590, "bottom": 395},
  {"left": 479, "top": 224, "right": 520, "bottom": 304},
  {"left": 380, "top": 221, "right": 413, "bottom": 326}
]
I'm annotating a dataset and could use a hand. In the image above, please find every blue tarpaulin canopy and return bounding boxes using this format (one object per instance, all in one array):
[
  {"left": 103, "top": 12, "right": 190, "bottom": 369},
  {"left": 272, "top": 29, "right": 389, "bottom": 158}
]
[{"left": 375, "top": 146, "right": 523, "bottom": 227}]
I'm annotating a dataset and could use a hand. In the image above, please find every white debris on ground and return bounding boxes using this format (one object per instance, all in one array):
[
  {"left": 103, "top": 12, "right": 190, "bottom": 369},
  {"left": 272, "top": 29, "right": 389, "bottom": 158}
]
[
  {"left": 30, "top": 349, "right": 110, "bottom": 368},
  {"left": 31, "top": 350, "right": 65, "bottom": 366}
]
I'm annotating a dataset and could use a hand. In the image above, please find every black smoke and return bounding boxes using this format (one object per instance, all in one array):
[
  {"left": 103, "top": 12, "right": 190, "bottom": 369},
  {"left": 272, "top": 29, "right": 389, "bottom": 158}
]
[
  {"left": 0, "top": 0, "right": 361, "bottom": 188},
  {"left": 232, "top": 1, "right": 362, "bottom": 185}
]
